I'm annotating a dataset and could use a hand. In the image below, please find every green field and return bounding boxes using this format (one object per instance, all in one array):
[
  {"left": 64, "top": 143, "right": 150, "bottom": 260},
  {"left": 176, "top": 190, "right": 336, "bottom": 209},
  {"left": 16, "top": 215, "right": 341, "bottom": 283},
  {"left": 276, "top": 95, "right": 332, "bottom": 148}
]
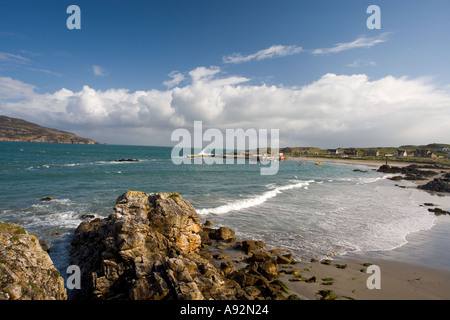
[{"left": 281, "top": 143, "right": 450, "bottom": 166}]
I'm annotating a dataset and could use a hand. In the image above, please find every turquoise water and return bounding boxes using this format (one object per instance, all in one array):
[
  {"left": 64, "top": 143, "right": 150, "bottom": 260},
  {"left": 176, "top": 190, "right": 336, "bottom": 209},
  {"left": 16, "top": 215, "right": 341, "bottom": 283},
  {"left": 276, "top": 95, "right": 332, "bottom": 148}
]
[{"left": 0, "top": 142, "right": 436, "bottom": 275}]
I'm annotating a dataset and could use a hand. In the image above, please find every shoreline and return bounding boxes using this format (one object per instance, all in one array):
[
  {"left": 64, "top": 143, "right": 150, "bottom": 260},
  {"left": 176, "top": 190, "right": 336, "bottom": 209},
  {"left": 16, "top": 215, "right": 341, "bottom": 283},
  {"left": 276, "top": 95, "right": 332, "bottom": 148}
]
[
  {"left": 278, "top": 157, "right": 450, "bottom": 299},
  {"left": 286, "top": 155, "right": 450, "bottom": 168}
]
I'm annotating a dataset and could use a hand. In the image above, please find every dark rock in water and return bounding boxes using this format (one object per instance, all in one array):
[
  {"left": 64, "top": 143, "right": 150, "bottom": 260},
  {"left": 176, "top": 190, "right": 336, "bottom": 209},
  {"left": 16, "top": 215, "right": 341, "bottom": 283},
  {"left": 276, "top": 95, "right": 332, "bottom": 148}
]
[
  {"left": 378, "top": 164, "right": 437, "bottom": 181},
  {"left": 419, "top": 178, "right": 450, "bottom": 193},
  {"left": 353, "top": 169, "right": 368, "bottom": 172},
  {"left": 0, "top": 222, "right": 66, "bottom": 300},
  {"left": 114, "top": 158, "right": 139, "bottom": 162},
  {"left": 39, "top": 240, "right": 50, "bottom": 253},
  {"left": 423, "top": 203, "right": 435, "bottom": 206},
  {"left": 209, "top": 226, "right": 235, "bottom": 241},
  {"left": 203, "top": 220, "right": 214, "bottom": 227},
  {"left": 377, "top": 165, "right": 403, "bottom": 174},
  {"left": 389, "top": 176, "right": 403, "bottom": 181},
  {"left": 427, "top": 208, "right": 450, "bottom": 215},
  {"left": 39, "top": 196, "right": 53, "bottom": 201},
  {"left": 80, "top": 214, "right": 95, "bottom": 219}
]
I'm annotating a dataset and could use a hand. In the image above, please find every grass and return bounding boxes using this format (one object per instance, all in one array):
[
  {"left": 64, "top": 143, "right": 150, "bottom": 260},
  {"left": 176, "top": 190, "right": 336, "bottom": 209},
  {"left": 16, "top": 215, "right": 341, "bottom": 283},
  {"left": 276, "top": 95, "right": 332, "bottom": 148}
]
[
  {"left": 282, "top": 144, "right": 450, "bottom": 166},
  {"left": 168, "top": 192, "right": 181, "bottom": 199},
  {"left": 0, "top": 222, "right": 26, "bottom": 235}
]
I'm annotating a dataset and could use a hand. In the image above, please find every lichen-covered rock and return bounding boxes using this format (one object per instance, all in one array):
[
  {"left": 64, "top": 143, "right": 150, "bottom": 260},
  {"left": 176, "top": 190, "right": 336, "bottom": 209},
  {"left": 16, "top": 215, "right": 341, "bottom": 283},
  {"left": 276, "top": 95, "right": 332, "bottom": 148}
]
[
  {"left": 0, "top": 222, "right": 67, "bottom": 300},
  {"left": 70, "top": 191, "right": 244, "bottom": 300}
]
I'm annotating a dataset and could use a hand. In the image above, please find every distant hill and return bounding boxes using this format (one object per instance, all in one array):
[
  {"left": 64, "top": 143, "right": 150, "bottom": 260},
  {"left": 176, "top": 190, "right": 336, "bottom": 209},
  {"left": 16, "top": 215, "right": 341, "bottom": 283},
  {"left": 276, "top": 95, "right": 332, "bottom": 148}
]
[{"left": 0, "top": 115, "right": 99, "bottom": 144}]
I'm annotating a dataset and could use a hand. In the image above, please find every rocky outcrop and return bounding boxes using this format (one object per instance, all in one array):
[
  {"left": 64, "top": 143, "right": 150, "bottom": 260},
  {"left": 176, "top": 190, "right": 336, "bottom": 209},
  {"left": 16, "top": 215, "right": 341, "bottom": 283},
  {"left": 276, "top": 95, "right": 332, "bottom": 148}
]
[
  {"left": 70, "top": 191, "right": 243, "bottom": 300},
  {"left": 378, "top": 164, "right": 437, "bottom": 180},
  {"left": 69, "top": 191, "right": 296, "bottom": 300},
  {"left": 419, "top": 174, "right": 450, "bottom": 193},
  {"left": 0, "top": 222, "right": 67, "bottom": 300}
]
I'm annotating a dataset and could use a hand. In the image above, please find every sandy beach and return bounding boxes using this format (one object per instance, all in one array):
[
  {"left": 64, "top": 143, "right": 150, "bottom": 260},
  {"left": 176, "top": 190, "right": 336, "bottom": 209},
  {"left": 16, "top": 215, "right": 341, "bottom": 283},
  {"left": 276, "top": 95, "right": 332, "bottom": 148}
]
[{"left": 277, "top": 156, "right": 450, "bottom": 300}]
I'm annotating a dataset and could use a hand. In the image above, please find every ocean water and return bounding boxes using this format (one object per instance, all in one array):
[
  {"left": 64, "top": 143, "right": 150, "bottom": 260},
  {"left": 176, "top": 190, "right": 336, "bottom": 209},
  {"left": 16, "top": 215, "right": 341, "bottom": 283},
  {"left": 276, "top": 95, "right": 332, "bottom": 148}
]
[{"left": 0, "top": 142, "right": 436, "bottom": 275}]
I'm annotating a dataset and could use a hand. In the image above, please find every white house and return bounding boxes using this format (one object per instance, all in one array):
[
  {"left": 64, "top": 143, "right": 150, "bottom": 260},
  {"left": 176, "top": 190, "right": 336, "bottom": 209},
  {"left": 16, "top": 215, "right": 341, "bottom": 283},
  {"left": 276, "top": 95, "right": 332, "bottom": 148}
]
[{"left": 393, "top": 150, "right": 408, "bottom": 157}]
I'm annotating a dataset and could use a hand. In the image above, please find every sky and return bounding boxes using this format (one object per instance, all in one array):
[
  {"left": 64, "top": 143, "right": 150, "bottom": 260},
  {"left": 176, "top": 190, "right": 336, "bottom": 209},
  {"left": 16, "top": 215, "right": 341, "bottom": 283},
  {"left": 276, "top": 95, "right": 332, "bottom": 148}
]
[{"left": 0, "top": 0, "right": 449, "bottom": 148}]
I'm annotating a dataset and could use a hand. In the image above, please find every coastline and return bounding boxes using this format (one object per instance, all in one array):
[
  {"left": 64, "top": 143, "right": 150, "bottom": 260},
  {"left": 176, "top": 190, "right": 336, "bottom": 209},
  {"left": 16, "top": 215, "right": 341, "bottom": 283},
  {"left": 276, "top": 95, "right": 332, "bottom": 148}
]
[{"left": 280, "top": 156, "right": 450, "bottom": 299}]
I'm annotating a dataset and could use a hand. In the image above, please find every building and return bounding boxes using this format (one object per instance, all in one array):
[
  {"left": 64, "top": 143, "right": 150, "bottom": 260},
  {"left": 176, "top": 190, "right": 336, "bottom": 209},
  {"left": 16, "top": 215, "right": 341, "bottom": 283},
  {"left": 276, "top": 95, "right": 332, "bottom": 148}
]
[
  {"left": 414, "top": 149, "right": 436, "bottom": 158},
  {"left": 327, "top": 149, "right": 340, "bottom": 155},
  {"left": 344, "top": 148, "right": 358, "bottom": 156},
  {"left": 299, "top": 148, "right": 309, "bottom": 154},
  {"left": 435, "top": 146, "right": 450, "bottom": 152},
  {"left": 393, "top": 150, "right": 408, "bottom": 157},
  {"left": 281, "top": 147, "right": 292, "bottom": 154},
  {"left": 364, "top": 150, "right": 379, "bottom": 157}
]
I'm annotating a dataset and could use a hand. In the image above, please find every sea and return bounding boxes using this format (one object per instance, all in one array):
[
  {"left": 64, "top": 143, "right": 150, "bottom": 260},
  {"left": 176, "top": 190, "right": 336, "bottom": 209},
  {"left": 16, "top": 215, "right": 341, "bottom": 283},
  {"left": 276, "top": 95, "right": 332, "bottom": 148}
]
[{"left": 0, "top": 142, "right": 440, "bottom": 276}]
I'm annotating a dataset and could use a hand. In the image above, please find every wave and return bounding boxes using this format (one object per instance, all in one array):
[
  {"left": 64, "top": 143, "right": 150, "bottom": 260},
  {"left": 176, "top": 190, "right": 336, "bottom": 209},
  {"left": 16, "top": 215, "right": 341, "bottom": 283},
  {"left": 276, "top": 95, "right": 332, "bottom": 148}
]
[
  {"left": 24, "top": 159, "right": 149, "bottom": 170},
  {"left": 197, "top": 180, "right": 314, "bottom": 215}
]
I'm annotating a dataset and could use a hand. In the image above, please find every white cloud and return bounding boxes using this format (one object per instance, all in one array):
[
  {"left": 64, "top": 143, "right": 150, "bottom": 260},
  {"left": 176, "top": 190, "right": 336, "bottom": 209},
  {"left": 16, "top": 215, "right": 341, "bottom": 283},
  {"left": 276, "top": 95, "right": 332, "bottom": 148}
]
[
  {"left": 0, "top": 52, "right": 30, "bottom": 64},
  {"left": 92, "top": 65, "right": 106, "bottom": 76},
  {"left": 0, "top": 77, "right": 35, "bottom": 99},
  {"left": 29, "top": 67, "right": 62, "bottom": 77},
  {"left": 347, "top": 59, "right": 377, "bottom": 68},
  {"left": 223, "top": 45, "right": 303, "bottom": 64},
  {"left": 189, "top": 66, "right": 221, "bottom": 82},
  {"left": 163, "top": 71, "right": 185, "bottom": 88},
  {"left": 312, "top": 33, "right": 390, "bottom": 55},
  {"left": 1, "top": 68, "right": 449, "bottom": 148}
]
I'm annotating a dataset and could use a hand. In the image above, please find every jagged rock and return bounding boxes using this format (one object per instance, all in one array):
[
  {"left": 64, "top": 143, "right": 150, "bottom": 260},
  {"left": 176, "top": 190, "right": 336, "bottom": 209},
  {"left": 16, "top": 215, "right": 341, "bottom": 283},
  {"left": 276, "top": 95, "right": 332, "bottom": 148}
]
[
  {"left": 378, "top": 164, "right": 437, "bottom": 181},
  {"left": 240, "top": 240, "right": 266, "bottom": 255},
  {"left": 0, "top": 222, "right": 66, "bottom": 300},
  {"left": 419, "top": 178, "right": 450, "bottom": 193},
  {"left": 209, "top": 227, "right": 235, "bottom": 241},
  {"left": 39, "top": 240, "right": 50, "bottom": 253},
  {"left": 203, "top": 220, "right": 214, "bottom": 227},
  {"left": 277, "top": 253, "right": 293, "bottom": 264},
  {"left": 249, "top": 250, "right": 274, "bottom": 263},
  {"left": 69, "top": 191, "right": 244, "bottom": 300},
  {"left": 220, "top": 261, "right": 234, "bottom": 275}
]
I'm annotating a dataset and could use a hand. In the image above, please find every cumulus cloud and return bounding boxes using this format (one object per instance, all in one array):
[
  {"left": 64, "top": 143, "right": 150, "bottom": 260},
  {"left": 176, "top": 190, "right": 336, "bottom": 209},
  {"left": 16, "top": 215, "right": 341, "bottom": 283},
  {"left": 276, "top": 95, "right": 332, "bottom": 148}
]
[
  {"left": 223, "top": 45, "right": 303, "bottom": 64},
  {"left": 1, "top": 67, "right": 449, "bottom": 148},
  {"left": 163, "top": 71, "right": 185, "bottom": 88},
  {"left": 0, "top": 77, "right": 35, "bottom": 99},
  {"left": 312, "top": 33, "right": 390, "bottom": 55}
]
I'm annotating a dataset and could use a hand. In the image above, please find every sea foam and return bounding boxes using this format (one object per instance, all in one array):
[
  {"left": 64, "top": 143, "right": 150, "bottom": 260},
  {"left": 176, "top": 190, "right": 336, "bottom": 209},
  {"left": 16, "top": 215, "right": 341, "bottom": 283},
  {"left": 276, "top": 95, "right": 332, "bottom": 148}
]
[{"left": 197, "top": 180, "right": 314, "bottom": 215}]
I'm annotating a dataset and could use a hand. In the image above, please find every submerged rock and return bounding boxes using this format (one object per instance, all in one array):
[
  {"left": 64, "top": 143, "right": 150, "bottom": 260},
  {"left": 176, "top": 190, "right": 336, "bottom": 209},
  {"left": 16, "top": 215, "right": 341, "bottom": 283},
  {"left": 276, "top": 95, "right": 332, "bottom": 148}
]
[{"left": 0, "top": 222, "right": 66, "bottom": 300}]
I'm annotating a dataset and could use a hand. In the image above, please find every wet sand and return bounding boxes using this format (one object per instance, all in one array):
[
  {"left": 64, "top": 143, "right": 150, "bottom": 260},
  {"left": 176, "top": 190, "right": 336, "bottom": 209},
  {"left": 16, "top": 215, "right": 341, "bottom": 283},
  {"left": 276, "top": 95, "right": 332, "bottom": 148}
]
[{"left": 280, "top": 156, "right": 450, "bottom": 299}]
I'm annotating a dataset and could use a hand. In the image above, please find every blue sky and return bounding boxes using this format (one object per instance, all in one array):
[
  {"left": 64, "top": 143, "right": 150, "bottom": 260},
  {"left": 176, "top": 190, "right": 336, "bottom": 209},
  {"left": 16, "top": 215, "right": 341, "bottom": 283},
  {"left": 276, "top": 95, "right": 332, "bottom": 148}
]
[{"left": 1, "top": 0, "right": 450, "bottom": 147}]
